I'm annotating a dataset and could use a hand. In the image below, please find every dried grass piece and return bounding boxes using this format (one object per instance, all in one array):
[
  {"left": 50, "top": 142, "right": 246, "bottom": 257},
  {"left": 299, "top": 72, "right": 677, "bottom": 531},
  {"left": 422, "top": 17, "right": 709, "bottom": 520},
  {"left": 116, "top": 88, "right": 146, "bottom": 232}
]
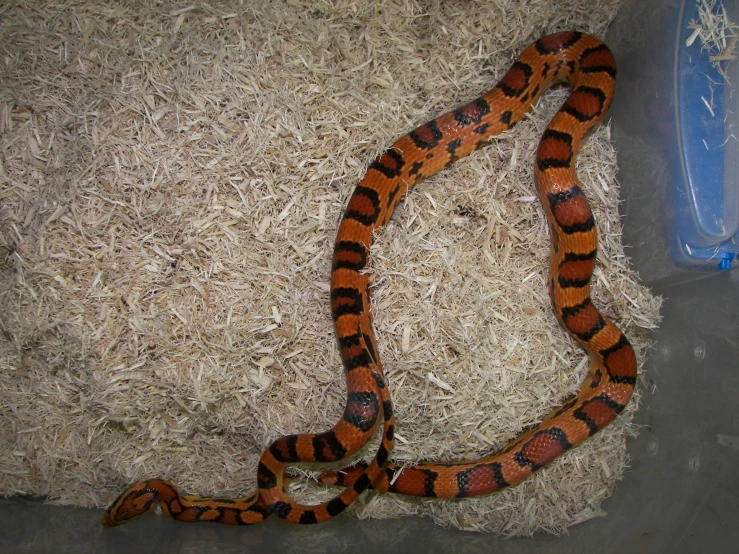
[
  {"left": 0, "top": 0, "right": 659, "bottom": 536},
  {"left": 688, "top": 0, "right": 739, "bottom": 82}
]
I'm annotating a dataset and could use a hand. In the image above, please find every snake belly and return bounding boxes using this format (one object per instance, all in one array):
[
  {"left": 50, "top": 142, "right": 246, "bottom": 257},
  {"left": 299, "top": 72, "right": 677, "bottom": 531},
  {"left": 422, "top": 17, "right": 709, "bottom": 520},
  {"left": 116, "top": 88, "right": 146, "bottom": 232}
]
[{"left": 318, "top": 31, "right": 637, "bottom": 500}]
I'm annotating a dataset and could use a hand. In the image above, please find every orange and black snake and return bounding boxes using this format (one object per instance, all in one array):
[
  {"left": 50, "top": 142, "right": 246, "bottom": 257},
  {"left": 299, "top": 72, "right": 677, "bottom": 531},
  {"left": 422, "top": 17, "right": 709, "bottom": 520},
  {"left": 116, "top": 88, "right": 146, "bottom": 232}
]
[{"left": 102, "top": 31, "right": 636, "bottom": 527}]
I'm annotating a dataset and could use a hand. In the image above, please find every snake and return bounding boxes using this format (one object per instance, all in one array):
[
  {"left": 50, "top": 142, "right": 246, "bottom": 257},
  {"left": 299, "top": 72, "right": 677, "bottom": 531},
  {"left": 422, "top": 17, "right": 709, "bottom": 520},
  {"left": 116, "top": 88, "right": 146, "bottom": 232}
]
[
  {"left": 102, "top": 31, "right": 636, "bottom": 527},
  {"left": 318, "top": 31, "right": 637, "bottom": 500}
]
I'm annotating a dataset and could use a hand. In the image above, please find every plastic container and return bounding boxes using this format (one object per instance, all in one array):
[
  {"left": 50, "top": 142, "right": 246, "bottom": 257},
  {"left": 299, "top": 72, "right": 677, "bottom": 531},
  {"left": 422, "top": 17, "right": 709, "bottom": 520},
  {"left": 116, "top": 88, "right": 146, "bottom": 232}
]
[
  {"left": 2, "top": 1, "right": 738, "bottom": 552},
  {"left": 611, "top": 0, "right": 739, "bottom": 283},
  {"left": 673, "top": 1, "right": 739, "bottom": 269}
]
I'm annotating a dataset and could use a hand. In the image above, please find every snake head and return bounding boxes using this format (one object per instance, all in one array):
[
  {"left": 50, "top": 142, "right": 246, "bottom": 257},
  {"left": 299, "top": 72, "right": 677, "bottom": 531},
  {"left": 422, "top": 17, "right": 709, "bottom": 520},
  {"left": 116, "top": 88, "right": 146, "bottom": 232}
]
[{"left": 101, "top": 480, "right": 163, "bottom": 527}]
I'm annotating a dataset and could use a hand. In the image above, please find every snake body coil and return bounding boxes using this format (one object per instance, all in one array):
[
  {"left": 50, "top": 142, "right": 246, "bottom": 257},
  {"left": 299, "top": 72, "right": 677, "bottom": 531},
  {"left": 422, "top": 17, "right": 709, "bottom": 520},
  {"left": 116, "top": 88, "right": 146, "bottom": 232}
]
[{"left": 102, "top": 31, "right": 636, "bottom": 527}]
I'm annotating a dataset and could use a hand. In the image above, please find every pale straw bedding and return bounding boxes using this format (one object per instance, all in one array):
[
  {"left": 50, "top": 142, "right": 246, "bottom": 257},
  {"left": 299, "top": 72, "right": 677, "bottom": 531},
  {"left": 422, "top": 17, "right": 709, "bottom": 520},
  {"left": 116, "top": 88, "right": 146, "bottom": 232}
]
[{"left": 0, "top": 0, "right": 662, "bottom": 535}]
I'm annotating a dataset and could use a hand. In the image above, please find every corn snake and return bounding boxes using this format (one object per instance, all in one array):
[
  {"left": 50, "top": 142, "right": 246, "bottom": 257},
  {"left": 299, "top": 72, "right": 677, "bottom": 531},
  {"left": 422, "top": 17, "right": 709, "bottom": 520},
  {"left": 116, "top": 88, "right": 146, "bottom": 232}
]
[{"left": 102, "top": 31, "right": 636, "bottom": 527}]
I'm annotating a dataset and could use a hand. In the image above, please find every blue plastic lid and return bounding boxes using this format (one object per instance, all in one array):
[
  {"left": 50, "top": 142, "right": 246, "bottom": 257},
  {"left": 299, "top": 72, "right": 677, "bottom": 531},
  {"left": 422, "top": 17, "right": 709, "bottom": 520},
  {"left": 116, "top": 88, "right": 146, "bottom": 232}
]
[{"left": 672, "top": 0, "right": 739, "bottom": 269}]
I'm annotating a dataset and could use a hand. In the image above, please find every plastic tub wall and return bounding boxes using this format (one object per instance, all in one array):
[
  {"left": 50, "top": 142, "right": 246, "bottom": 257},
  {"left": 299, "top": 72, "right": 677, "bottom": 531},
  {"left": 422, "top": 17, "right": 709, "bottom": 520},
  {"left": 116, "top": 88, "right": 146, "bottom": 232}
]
[{"left": 2, "top": 0, "right": 738, "bottom": 552}]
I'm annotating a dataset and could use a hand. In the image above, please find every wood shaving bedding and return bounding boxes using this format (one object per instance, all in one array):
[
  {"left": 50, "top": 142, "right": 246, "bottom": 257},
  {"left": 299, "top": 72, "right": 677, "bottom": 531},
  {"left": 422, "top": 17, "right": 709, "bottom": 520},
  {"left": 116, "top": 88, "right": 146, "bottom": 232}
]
[{"left": 0, "top": 0, "right": 660, "bottom": 535}]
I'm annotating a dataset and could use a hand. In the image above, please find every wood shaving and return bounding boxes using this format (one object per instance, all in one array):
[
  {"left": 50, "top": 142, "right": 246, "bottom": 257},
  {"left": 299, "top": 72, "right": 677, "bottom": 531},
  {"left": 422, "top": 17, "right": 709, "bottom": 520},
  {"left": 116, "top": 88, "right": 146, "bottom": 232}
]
[
  {"left": 688, "top": 0, "right": 739, "bottom": 82},
  {"left": 0, "top": 0, "right": 660, "bottom": 536}
]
